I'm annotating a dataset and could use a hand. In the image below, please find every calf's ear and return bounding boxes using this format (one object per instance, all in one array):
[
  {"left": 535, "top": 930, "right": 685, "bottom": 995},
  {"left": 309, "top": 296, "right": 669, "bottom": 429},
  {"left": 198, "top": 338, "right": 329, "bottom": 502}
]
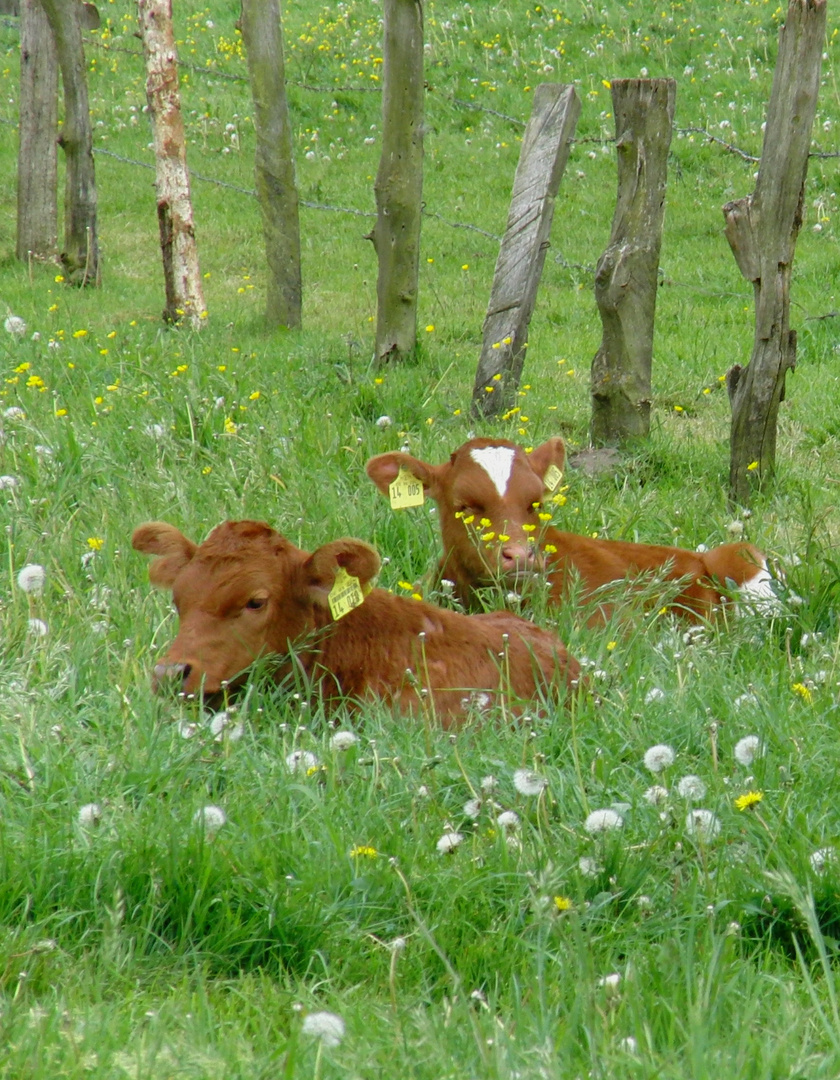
[
  {"left": 366, "top": 451, "right": 443, "bottom": 501},
  {"left": 527, "top": 437, "right": 566, "bottom": 485},
  {"left": 132, "top": 522, "right": 198, "bottom": 588},
  {"left": 305, "top": 538, "right": 382, "bottom": 606}
]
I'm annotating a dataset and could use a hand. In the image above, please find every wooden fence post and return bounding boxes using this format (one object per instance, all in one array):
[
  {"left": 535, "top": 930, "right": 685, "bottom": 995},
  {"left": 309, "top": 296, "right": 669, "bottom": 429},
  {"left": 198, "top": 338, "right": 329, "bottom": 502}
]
[
  {"left": 239, "top": 0, "right": 302, "bottom": 330},
  {"left": 471, "top": 83, "right": 580, "bottom": 418},
  {"left": 371, "top": 0, "right": 424, "bottom": 365},
  {"left": 17, "top": 0, "right": 58, "bottom": 264},
  {"left": 590, "top": 78, "right": 676, "bottom": 446},
  {"left": 724, "top": 0, "right": 826, "bottom": 505},
  {"left": 138, "top": 0, "right": 206, "bottom": 327}
]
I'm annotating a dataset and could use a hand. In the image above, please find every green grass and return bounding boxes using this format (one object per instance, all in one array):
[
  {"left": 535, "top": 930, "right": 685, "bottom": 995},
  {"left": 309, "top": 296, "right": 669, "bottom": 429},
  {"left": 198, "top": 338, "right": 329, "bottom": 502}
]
[{"left": 2, "top": 0, "right": 840, "bottom": 1075}]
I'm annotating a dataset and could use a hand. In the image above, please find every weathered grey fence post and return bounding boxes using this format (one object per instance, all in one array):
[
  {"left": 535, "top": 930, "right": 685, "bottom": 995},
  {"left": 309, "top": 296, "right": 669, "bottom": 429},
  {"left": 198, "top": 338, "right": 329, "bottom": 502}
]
[
  {"left": 590, "top": 78, "right": 676, "bottom": 445},
  {"left": 724, "top": 0, "right": 825, "bottom": 506},
  {"left": 239, "top": 0, "right": 302, "bottom": 329},
  {"left": 17, "top": 0, "right": 58, "bottom": 264},
  {"left": 371, "top": 0, "right": 424, "bottom": 365},
  {"left": 471, "top": 84, "right": 580, "bottom": 418}
]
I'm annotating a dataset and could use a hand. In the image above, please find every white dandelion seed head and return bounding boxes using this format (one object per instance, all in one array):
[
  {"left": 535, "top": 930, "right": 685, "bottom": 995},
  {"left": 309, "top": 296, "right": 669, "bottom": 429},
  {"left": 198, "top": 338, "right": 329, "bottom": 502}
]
[
  {"left": 330, "top": 730, "right": 358, "bottom": 751},
  {"left": 178, "top": 720, "right": 199, "bottom": 739},
  {"left": 578, "top": 855, "right": 602, "bottom": 877},
  {"left": 4, "top": 406, "right": 25, "bottom": 420},
  {"left": 145, "top": 423, "right": 167, "bottom": 439},
  {"left": 810, "top": 847, "right": 836, "bottom": 873},
  {"left": 496, "top": 810, "right": 520, "bottom": 830},
  {"left": 585, "top": 808, "right": 623, "bottom": 834},
  {"left": 685, "top": 809, "right": 720, "bottom": 842},
  {"left": 644, "top": 785, "right": 669, "bottom": 806},
  {"left": 0, "top": 474, "right": 20, "bottom": 490},
  {"left": 301, "top": 1010, "right": 345, "bottom": 1047},
  {"left": 17, "top": 563, "right": 46, "bottom": 595},
  {"left": 480, "top": 774, "right": 498, "bottom": 794},
  {"left": 463, "top": 798, "right": 482, "bottom": 819},
  {"left": 643, "top": 744, "right": 675, "bottom": 773},
  {"left": 734, "top": 692, "right": 758, "bottom": 709},
  {"left": 436, "top": 831, "right": 463, "bottom": 854},
  {"left": 4, "top": 315, "right": 27, "bottom": 336},
  {"left": 727, "top": 520, "right": 744, "bottom": 537},
  {"left": 677, "top": 775, "right": 707, "bottom": 801},
  {"left": 375, "top": 415, "right": 392, "bottom": 428},
  {"left": 77, "top": 803, "right": 102, "bottom": 828},
  {"left": 513, "top": 768, "right": 547, "bottom": 796},
  {"left": 27, "top": 618, "right": 48, "bottom": 637},
  {"left": 193, "top": 805, "right": 227, "bottom": 834},
  {"left": 286, "top": 750, "right": 318, "bottom": 773},
  {"left": 734, "top": 735, "right": 762, "bottom": 766},
  {"left": 644, "top": 687, "right": 666, "bottom": 705},
  {"left": 208, "top": 710, "right": 244, "bottom": 742},
  {"left": 598, "top": 972, "right": 622, "bottom": 994},
  {"left": 618, "top": 1036, "right": 638, "bottom": 1054}
]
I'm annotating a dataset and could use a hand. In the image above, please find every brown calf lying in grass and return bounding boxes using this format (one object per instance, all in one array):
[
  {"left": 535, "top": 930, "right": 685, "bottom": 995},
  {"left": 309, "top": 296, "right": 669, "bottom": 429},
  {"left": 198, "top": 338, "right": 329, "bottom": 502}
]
[
  {"left": 366, "top": 436, "right": 776, "bottom": 625},
  {"left": 132, "top": 519, "right": 583, "bottom": 725}
]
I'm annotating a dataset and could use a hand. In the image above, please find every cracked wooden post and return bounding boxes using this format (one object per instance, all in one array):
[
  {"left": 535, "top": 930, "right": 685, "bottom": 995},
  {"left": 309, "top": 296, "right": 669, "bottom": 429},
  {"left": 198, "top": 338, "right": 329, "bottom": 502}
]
[
  {"left": 590, "top": 78, "right": 676, "bottom": 446},
  {"left": 138, "top": 0, "right": 206, "bottom": 328},
  {"left": 723, "top": 0, "right": 826, "bottom": 506},
  {"left": 471, "top": 83, "right": 580, "bottom": 418},
  {"left": 371, "top": 0, "right": 424, "bottom": 365}
]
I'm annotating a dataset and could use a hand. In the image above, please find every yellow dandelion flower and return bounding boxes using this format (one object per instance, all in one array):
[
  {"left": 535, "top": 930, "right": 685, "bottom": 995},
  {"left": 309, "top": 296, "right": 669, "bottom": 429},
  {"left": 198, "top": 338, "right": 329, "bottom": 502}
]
[
  {"left": 425, "top": 324, "right": 435, "bottom": 332},
  {"left": 747, "top": 461, "right": 759, "bottom": 471},
  {"left": 522, "top": 524, "right": 536, "bottom": 533},
  {"left": 543, "top": 543, "right": 557, "bottom": 554},
  {"left": 792, "top": 682, "right": 812, "bottom": 703},
  {"left": 398, "top": 581, "right": 414, "bottom": 591},
  {"left": 224, "top": 417, "right": 237, "bottom": 434},
  {"left": 349, "top": 845, "right": 378, "bottom": 858},
  {"left": 462, "top": 514, "right": 475, "bottom": 525},
  {"left": 734, "top": 790, "right": 763, "bottom": 812},
  {"left": 538, "top": 512, "right": 552, "bottom": 522},
  {"left": 481, "top": 532, "right": 495, "bottom": 542},
  {"left": 249, "top": 391, "right": 260, "bottom": 401},
  {"left": 554, "top": 895, "right": 573, "bottom": 912},
  {"left": 87, "top": 537, "right": 104, "bottom": 551}
]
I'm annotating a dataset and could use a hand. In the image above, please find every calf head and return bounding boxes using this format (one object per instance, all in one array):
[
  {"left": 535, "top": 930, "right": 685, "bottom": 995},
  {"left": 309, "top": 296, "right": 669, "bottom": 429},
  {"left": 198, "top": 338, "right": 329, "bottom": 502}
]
[
  {"left": 367, "top": 437, "right": 565, "bottom": 596},
  {"left": 133, "top": 520, "right": 380, "bottom": 697}
]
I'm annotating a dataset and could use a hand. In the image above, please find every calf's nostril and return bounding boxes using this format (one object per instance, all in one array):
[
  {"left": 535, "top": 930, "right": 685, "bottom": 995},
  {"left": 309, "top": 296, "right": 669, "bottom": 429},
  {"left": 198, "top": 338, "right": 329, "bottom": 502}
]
[{"left": 181, "top": 663, "right": 192, "bottom": 683}]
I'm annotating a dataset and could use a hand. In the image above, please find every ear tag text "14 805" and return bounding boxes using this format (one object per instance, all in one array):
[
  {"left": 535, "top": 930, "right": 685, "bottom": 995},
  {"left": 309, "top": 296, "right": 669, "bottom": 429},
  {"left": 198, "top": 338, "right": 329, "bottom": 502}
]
[
  {"left": 389, "top": 466, "right": 425, "bottom": 510},
  {"left": 328, "top": 567, "right": 367, "bottom": 620},
  {"left": 543, "top": 464, "right": 563, "bottom": 494}
]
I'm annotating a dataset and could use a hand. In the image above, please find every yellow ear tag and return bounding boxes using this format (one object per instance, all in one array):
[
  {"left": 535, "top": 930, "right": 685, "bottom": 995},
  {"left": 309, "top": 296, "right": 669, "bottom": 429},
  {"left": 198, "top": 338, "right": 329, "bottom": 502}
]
[
  {"left": 389, "top": 465, "right": 425, "bottom": 510},
  {"left": 328, "top": 567, "right": 367, "bottom": 620},
  {"left": 543, "top": 464, "right": 564, "bottom": 494}
]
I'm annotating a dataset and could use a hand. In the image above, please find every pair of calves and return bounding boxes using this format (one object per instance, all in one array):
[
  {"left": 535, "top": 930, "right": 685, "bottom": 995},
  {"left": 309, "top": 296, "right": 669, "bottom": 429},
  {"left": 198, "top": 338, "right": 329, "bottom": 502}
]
[{"left": 135, "top": 437, "right": 773, "bottom": 724}]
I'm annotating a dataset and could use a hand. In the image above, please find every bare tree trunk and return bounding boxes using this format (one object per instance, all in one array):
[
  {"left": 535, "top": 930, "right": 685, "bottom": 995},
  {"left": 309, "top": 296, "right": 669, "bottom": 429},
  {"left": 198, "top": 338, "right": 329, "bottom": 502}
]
[
  {"left": 17, "top": 0, "right": 58, "bottom": 265},
  {"left": 238, "top": 0, "right": 301, "bottom": 329},
  {"left": 138, "top": 0, "right": 206, "bottom": 328},
  {"left": 724, "top": 0, "right": 825, "bottom": 505},
  {"left": 590, "top": 79, "right": 676, "bottom": 445},
  {"left": 39, "top": 0, "right": 100, "bottom": 285},
  {"left": 371, "top": 0, "right": 423, "bottom": 365},
  {"left": 471, "top": 85, "right": 580, "bottom": 417}
]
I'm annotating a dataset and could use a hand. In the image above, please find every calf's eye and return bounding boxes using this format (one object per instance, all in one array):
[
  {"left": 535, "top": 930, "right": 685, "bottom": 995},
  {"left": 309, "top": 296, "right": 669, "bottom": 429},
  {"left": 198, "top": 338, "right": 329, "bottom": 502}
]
[{"left": 245, "top": 597, "right": 267, "bottom": 611}]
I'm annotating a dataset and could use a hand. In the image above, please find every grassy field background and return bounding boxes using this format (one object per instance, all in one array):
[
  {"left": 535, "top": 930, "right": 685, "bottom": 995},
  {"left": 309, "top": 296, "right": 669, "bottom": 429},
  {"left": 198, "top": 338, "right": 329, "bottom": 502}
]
[{"left": 2, "top": 0, "right": 840, "bottom": 1076}]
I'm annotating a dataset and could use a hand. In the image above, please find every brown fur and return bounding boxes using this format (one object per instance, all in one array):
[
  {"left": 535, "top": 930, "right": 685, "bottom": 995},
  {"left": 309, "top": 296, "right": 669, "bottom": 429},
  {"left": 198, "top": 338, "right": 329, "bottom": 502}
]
[
  {"left": 132, "top": 519, "right": 582, "bottom": 725},
  {"left": 366, "top": 437, "right": 769, "bottom": 625}
]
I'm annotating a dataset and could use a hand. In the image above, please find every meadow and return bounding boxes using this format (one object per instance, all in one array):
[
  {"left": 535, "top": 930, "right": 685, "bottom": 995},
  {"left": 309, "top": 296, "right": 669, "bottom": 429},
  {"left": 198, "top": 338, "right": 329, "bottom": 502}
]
[{"left": 1, "top": 0, "right": 840, "bottom": 1075}]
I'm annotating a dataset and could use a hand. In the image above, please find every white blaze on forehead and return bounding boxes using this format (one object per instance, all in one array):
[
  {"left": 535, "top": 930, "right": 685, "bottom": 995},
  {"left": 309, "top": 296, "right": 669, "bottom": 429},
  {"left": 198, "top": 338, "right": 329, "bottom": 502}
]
[
  {"left": 469, "top": 446, "right": 516, "bottom": 498},
  {"left": 737, "top": 560, "right": 782, "bottom": 616}
]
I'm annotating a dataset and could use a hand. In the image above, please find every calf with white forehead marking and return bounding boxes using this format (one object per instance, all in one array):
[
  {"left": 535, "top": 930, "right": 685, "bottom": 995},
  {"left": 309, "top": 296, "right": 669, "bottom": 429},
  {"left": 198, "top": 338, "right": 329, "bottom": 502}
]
[
  {"left": 366, "top": 436, "right": 777, "bottom": 625},
  {"left": 132, "top": 519, "right": 582, "bottom": 724}
]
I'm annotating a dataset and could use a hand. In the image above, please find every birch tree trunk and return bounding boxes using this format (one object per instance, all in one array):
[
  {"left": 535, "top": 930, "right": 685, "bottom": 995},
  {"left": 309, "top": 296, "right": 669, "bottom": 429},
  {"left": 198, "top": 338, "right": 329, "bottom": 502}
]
[
  {"left": 471, "top": 84, "right": 580, "bottom": 417},
  {"left": 590, "top": 79, "right": 676, "bottom": 445},
  {"left": 371, "top": 0, "right": 424, "bottom": 365},
  {"left": 138, "top": 0, "right": 206, "bottom": 328},
  {"left": 239, "top": 0, "right": 301, "bottom": 329},
  {"left": 723, "top": 0, "right": 825, "bottom": 505},
  {"left": 39, "top": 0, "right": 100, "bottom": 285},
  {"left": 17, "top": 0, "right": 58, "bottom": 264}
]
